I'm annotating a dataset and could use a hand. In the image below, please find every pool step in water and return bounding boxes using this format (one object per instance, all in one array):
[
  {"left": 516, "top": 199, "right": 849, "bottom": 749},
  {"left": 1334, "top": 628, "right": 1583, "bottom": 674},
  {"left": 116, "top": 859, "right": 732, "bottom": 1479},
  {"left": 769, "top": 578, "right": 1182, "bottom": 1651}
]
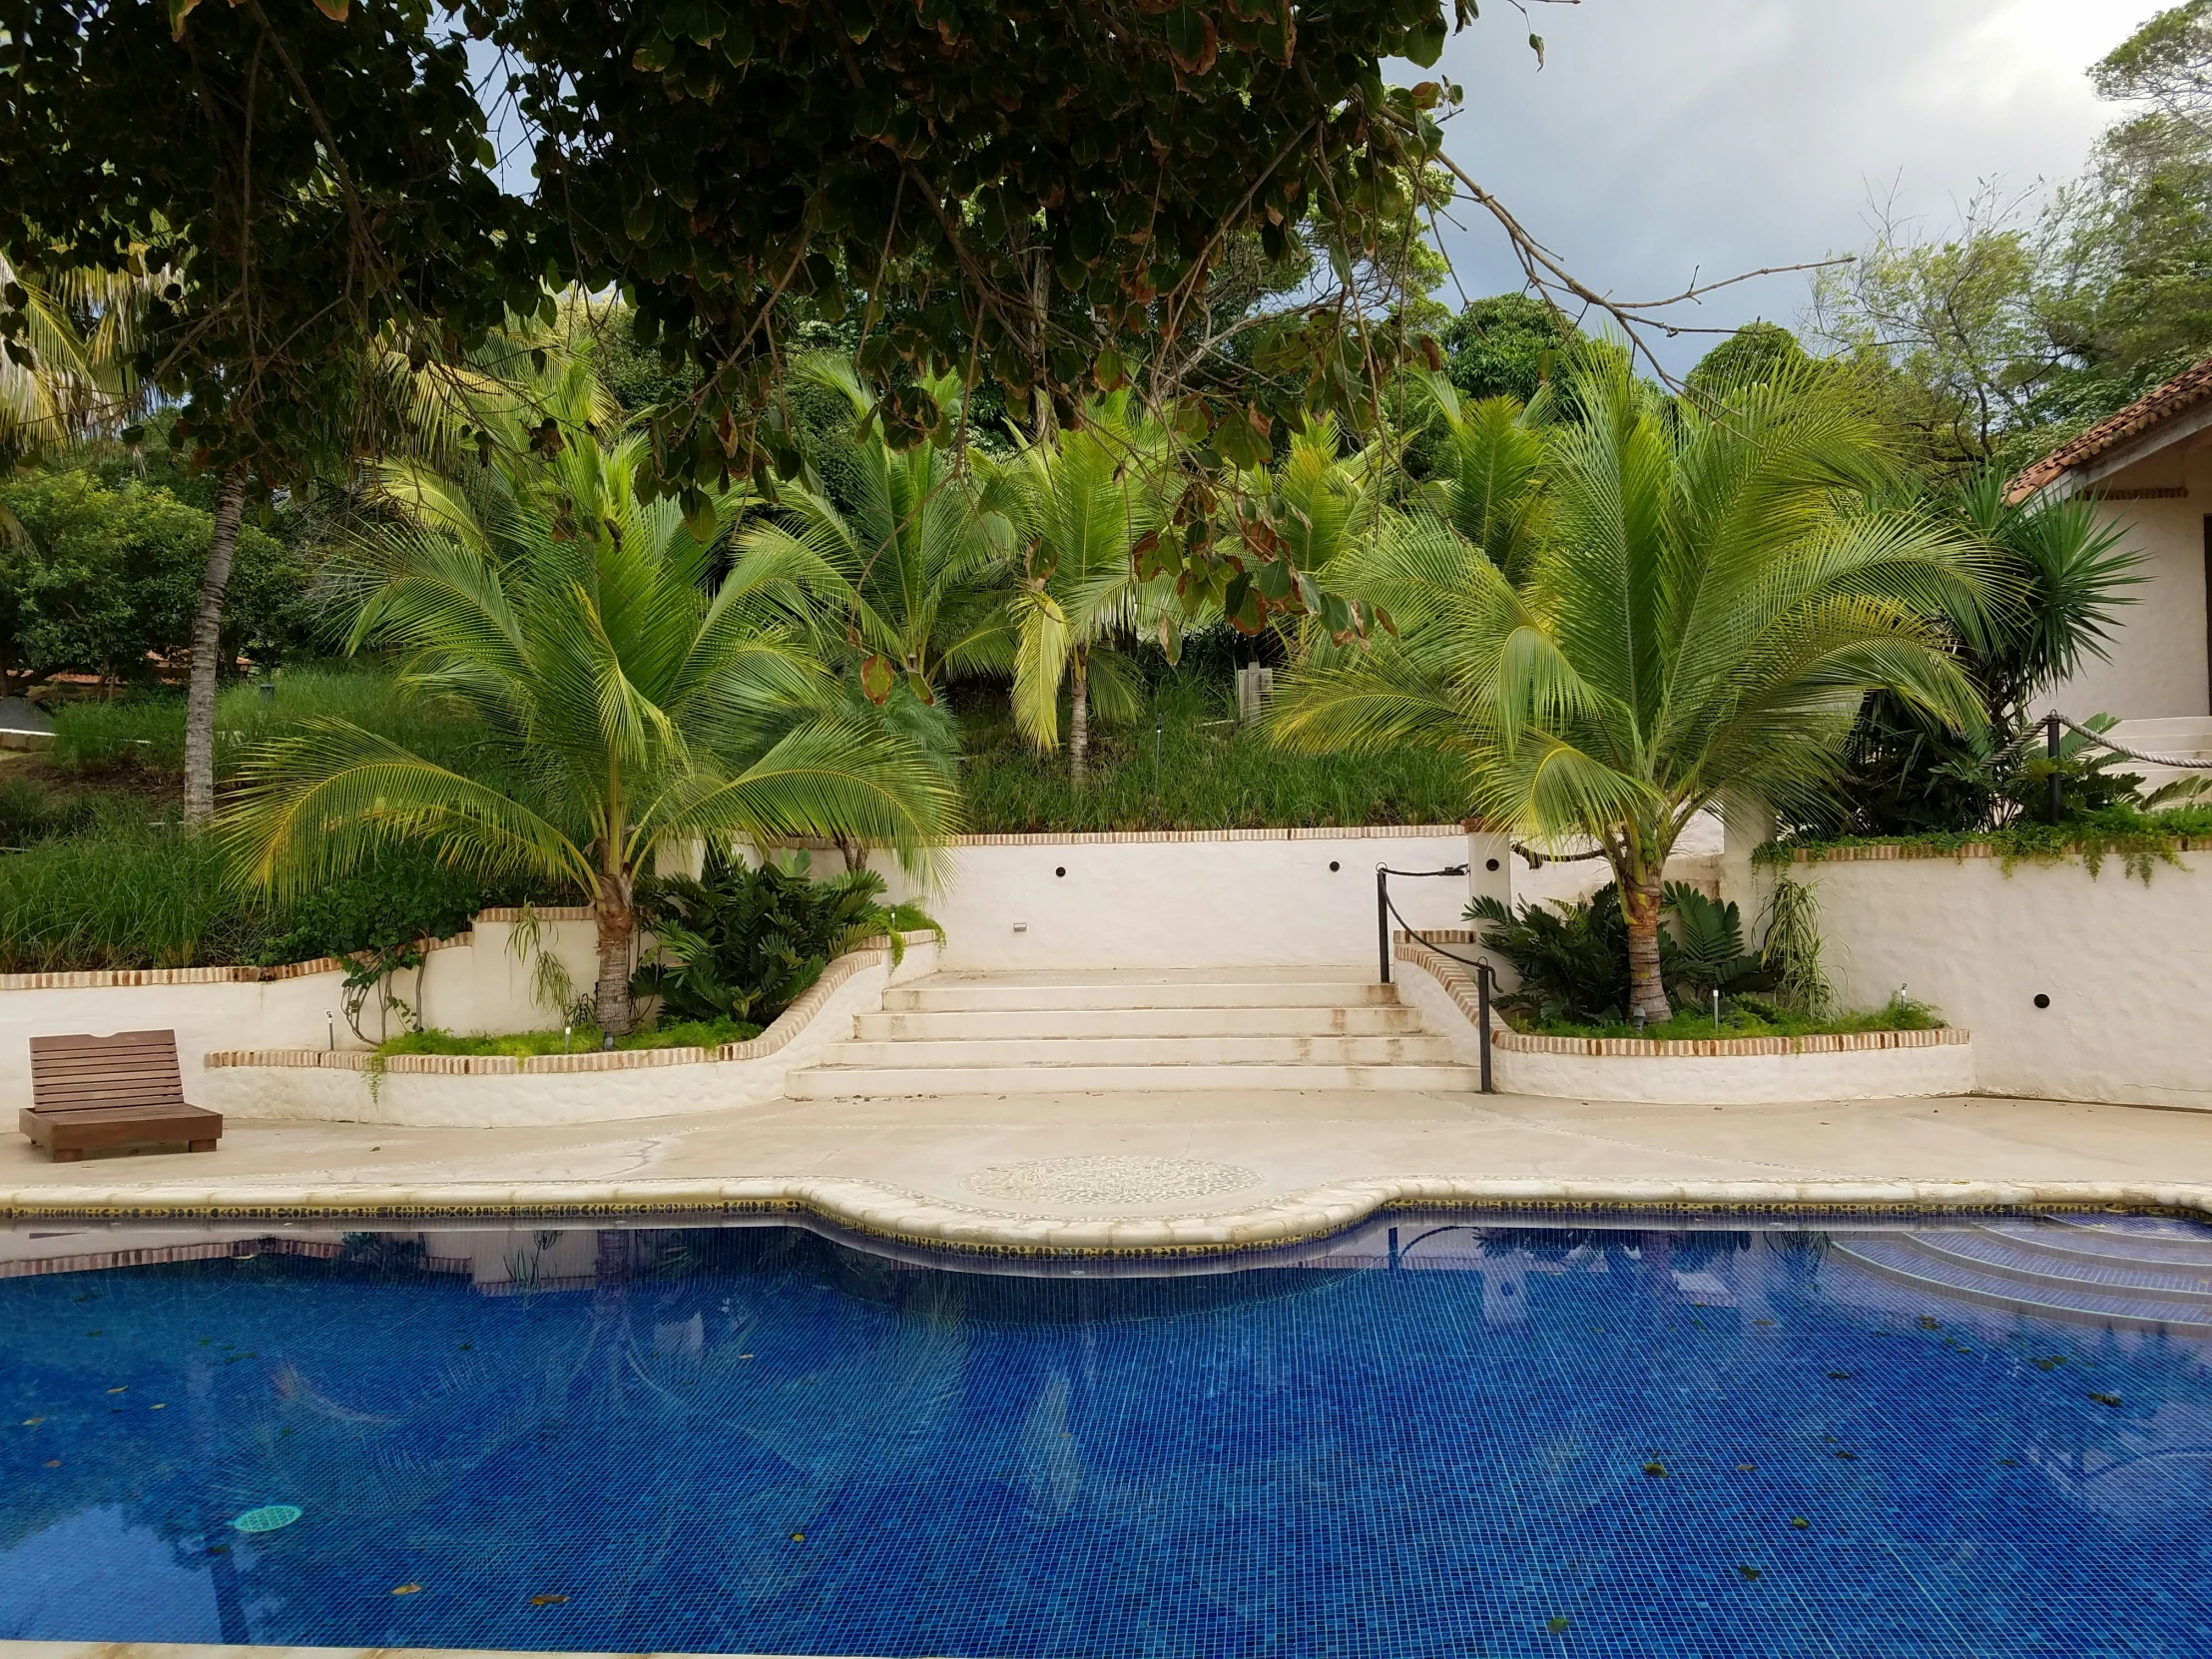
[
  {"left": 1830, "top": 1218, "right": 2212, "bottom": 1335},
  {"left": 789, "top": 967, "right": 1484, "bottom": 1097}
]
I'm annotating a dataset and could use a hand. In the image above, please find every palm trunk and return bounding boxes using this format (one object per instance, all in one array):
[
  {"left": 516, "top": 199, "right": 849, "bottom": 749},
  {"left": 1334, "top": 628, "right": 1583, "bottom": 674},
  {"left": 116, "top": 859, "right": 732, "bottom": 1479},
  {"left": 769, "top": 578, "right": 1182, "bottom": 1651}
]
[
  {"left": 1069, "top": 648, "right": 1089, "bottom": 787},
  {"left": 1622, "top": 871, "right": 1669, "bottom": 1024},
  {"left": 184, "top": 464, "right": 247, "bottom": 828},
  {"left": 594, "top": 896, "right": 636, "bottom": 1037}
]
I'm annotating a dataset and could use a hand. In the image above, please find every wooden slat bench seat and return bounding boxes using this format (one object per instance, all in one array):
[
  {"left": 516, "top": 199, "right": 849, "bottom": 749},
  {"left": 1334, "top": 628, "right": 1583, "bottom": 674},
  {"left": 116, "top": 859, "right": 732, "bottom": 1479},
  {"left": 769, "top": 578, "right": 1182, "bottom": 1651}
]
[{"left": 21, "top": 1029, "right": 221, "bottom": 1162}]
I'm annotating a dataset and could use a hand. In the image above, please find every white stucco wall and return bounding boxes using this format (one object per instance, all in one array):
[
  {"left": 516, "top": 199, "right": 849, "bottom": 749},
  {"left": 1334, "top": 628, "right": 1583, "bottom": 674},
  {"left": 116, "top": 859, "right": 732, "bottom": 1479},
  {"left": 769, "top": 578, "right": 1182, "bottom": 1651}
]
[
  {"left": 2044, "top": 442, "right": 2210, "bottom": 722},
  {"left": 874, "top": 829, "right": 1501, "bottom": 972},
  {"left": 1771, "top": 852, "right": 2212, "bottom": 1111},
  {"left": 0, "top": 914, "right": 603, "bottom": 1105}
]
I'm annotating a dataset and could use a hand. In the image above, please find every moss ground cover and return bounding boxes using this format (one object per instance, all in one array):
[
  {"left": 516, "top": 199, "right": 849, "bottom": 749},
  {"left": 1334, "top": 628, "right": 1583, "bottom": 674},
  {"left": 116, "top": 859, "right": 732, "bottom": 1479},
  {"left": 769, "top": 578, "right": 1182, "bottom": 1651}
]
[{"left": 376, "top": 1016, "right": 765, "bottom": 1060}]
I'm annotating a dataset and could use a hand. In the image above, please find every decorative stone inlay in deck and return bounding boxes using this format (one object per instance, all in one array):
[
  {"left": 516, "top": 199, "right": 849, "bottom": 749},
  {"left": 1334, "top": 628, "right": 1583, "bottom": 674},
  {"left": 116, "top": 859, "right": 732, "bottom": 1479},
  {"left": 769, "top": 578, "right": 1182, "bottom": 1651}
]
[{"left": 964, "top": 1155, "right": 1261, "bottom": 1206}]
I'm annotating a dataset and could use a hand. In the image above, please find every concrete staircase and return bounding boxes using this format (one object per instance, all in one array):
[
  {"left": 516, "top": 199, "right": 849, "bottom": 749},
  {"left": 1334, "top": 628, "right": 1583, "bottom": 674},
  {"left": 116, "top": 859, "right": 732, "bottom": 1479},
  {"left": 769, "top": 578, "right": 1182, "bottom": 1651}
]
[
  {"left": 1830, "top": 1213, "right": 2212, "bottom": 1336},
  {"left": 2105, "top": 717, "right": 2212, "bottom": 796},
  {"left": 784, "top": 966, "right": 1483, "bottom": 1098}
]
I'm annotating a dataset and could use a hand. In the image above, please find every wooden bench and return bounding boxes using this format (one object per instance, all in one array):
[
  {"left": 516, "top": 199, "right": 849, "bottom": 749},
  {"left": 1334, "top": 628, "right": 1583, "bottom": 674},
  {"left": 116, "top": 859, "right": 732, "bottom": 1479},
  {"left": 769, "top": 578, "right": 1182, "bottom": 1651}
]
[{"left": 21, "top": 1029, "right": 221, "bottom": 1162}]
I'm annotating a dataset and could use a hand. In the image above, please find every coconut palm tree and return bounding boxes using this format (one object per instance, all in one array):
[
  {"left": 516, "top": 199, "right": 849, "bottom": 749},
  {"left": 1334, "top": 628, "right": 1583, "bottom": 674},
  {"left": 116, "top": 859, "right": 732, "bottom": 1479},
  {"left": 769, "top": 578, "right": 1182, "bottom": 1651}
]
[
  {"left": 1003, "top": 398, "right": 1176, "bottom": 782},
  {"left": 0, "top": 254, "right": 148, "bottom": 459},
  {"left": 737, "top": 354, "right": 1018, "bottom": 703},
  {"left": 225, "top": 362, "right": 959, "bottom": 1036},
  {"left": 1270, "top": 354, "right": 1988, "bottom": 1022}
]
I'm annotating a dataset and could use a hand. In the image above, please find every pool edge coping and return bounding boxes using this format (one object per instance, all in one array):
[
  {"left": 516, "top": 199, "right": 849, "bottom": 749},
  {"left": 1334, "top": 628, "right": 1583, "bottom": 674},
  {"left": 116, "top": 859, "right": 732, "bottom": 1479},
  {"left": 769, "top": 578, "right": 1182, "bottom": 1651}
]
[{"left": 6, "top": 1175, "right": 2212, "bottom": 1260}]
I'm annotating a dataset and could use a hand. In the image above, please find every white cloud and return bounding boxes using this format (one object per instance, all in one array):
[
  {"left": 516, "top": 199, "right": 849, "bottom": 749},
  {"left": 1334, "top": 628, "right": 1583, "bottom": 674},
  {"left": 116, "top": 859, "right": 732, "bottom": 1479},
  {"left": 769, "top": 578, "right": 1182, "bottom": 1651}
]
[{"left": 1421, "top": 0, "right": 2162, "bottom": 373}]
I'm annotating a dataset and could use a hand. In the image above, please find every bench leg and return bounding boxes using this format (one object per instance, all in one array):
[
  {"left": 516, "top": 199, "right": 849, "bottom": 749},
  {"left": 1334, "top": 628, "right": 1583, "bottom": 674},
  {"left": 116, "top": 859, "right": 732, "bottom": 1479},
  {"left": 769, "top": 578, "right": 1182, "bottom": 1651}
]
[
  {"left": 189, "top": 1140, "right": 218, "bottom": 1153},
  {"left": 50, "top": 1147, "right": 81, "bottom": 1163}
]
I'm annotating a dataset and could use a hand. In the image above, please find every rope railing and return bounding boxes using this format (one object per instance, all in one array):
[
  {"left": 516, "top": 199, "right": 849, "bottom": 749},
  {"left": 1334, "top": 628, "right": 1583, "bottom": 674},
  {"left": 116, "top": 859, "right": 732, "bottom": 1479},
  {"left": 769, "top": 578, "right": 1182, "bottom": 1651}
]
[
  {"left": 1375, "top": 863, "right": 1498, "bottom": 1093},
  {"left": 2048, "top": 714, "right": 2212, "bottom": 772}
]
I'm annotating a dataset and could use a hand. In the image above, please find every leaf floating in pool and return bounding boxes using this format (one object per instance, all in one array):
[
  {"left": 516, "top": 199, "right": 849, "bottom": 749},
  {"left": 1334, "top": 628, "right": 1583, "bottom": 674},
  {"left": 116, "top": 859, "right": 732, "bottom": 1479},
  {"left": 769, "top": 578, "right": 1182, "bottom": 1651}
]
[
  {"left": 790, "top": 1532, "right": 806, "bottom": 1542},
  {"left": 230, "top": 1504, "right": 302, "bottom": 1534},
  {"left": 1997, "top": 1458, "right": 2020, "bottom": 1466},
  {"left": 1547, "top": 1616, "right": 1570, "bottom": 1634},
  {"left": 150, "top": 1403, "right": 166, "bottom": 1410},
  {"left": 1791, "top": 1517, "right": 1810, "bottom": 1529},
  {"left": 43, "top": 1459, "right": 59, "bottom": 1468},
  {"left": 21, "top": 1417, "right": 42, "bottom": 1426},
  {"left": 85, "top": 1331, "right": 102, "bottom": 1338},
  {"left": 1833, "top": 1450, "right": 1858, "bottom": 1461},
  {"left": 206, "top": 1545, "right": 227, "bottom": 1555},
  {"left": 1738, "top": 1565, "right": 1762, "bottom": 1581},
  {"left": 279, "top": 1428, "right": 294, "bottom": 1436},
  {"left": 2091, "top": 1392, "right": 2123, "bottom": 1407},
  {"left": 1753, "top": 1319, "right": 1774, "bottom": 1328},
  {"left": 1642, "top": 1461, "right": 1667, "bottom": 1477},
  {"left": 1827, "top": 1372, "right": 1852, "bottom": 1381},
  {"left": 458, "top": 1344, "right": 472, "bottom": 1351},
  {"left": 1735, "top": 1463, "right": 1757, "bottom": 1472},
  {"left": 530, "top": 1594, "right": 569, "bottom": 1606},
  {"left": 391, "top": 1583, "right": 422, "bottom": 1596},
  {"left": 106, "top": 1386, "right": 126, "bottom": 1394},
  {"left": 2031, "top": 1357, "right": 2066, "bottom": 1371},
  {"left": 1917, "top": 1316, "right": 1940, "bottom": 1330}
]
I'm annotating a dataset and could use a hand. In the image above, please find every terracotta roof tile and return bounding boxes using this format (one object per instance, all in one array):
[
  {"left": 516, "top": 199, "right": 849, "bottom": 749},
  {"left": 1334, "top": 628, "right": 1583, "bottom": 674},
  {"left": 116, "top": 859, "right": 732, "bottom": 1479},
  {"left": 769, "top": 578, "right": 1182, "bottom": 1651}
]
[{"left": 2009, "top": 354, "right": 2212, "bottom": 500}]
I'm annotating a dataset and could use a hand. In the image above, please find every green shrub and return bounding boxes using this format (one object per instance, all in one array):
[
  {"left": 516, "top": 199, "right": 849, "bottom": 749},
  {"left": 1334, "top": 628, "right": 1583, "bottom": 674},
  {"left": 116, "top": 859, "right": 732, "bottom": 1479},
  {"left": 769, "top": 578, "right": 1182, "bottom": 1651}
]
[
  {"left": 634, "top": 847, "right": 939, "bottom": 1026},
  {"left": 1467, "top": 882, "right": 1774, "bottom": 1025},
  {"left": 1521, "top": 991, "right": 1943, "bottom": 1042},
  {"left": 0, "top": 775, "right": 97, "bottom": 849}
]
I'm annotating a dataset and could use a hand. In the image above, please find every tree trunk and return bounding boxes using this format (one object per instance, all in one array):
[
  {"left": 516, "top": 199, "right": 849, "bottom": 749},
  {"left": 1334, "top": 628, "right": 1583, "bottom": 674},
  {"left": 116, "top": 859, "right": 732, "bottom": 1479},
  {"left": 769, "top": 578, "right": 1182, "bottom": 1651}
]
[
  {"left": 833, "top": 833, "right": 868, "bottom": 874},
  {"left": 1622, "top": 873, "right": 1670, "bottom": 1025},
  {"left": 594, "top": 898, "right": 636, "bottom": 1037},
  {"left": 1069, "top": 648, "right": 1089, "bottom": 787},
  {"left": 183, "top": 465, "right": 247, "bottom": 828}
]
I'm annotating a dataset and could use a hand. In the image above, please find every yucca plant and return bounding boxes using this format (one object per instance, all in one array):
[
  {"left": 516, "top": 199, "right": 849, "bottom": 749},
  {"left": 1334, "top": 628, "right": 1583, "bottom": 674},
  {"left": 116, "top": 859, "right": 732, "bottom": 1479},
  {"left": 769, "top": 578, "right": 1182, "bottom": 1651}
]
[
  {"left": 1274, "top": 353, "right": 1988, "bottom": 1022},
  {"left": 224, "top": 360, "right": 959, "bottom": 1034}
]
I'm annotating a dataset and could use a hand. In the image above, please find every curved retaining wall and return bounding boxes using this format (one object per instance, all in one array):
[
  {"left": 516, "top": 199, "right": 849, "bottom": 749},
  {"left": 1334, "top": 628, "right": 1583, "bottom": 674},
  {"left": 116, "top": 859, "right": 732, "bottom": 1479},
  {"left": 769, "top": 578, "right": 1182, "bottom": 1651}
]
[
  {"left": 1393, "top": 934, "right": 1976, "bottom": 1104},
  {"left": 200, "top": 934, "right": 939, "bottom": 1128}
]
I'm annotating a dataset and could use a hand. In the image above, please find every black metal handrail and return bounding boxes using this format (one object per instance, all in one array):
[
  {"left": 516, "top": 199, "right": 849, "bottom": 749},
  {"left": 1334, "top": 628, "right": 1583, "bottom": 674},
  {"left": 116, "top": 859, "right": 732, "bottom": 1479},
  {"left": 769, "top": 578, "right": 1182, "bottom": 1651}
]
[{"left": 1375, "top": 862, "right": 1497, "bottom": 1093}]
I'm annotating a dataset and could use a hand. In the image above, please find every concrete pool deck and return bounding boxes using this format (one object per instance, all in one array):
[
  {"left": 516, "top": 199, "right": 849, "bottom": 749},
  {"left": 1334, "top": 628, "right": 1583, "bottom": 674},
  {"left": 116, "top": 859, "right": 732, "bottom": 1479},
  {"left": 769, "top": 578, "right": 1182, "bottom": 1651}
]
[{"left": 5, "top": 1085, "right": 2212, "bottom": 1253}]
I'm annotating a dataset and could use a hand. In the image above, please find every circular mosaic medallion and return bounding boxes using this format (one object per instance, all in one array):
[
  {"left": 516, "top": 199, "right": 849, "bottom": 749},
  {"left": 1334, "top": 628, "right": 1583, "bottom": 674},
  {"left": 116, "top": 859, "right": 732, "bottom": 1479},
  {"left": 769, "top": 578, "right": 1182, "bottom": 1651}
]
[
  {"left": 964, "top": 1155, "right": 1261, "bottom": 1205},
  {"left": 231, "top": 1503, "right": 303, "bottom": 1533}
]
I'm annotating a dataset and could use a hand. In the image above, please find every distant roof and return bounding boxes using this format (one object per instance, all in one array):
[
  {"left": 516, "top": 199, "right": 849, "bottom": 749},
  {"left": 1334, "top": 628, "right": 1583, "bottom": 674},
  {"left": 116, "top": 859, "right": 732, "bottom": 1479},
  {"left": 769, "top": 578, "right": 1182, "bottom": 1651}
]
[
  {"left": 0, "top": 697, "right": 54, "bottom": 736},
  {"left": 2009, "top": 356, "right": 2212, "bottom": 501}
]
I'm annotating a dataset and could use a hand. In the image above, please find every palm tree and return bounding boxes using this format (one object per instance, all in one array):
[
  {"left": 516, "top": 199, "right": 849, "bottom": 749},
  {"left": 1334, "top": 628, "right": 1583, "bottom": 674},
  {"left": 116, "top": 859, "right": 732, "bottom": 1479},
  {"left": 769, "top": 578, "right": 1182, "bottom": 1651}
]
[
  {"left": 738, "top": 355, "right": 1018, "bottom": 702},
  {"left": 0, "top": 254, "right": 148, "bottom": 460},
  {"left": 1003, "top": 397, "right": 1176, "bottom": 782},
  {"left": 1270, "top": 355, "right": 1988, "bottom": 1022},
  {"left": 225, "top": 362, "right": 959, "bottom": 1036}
]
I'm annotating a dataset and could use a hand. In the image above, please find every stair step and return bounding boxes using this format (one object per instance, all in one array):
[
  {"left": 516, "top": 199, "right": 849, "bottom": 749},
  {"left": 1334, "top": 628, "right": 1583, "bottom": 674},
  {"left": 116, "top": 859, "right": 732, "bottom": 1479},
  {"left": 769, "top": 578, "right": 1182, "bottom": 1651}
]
[
  {"left": 822, "top": 1033, "right": 1455, "bottom": 1067},
  {"left": 1829, "top": 1235, "right": 2212, "bottom": 1335},
  {"left": 1976, "top": 1216, "right": 2212, "bottom": 1272},
  {"left": 883, "top": 980, "right": 1398, "bottom": 1012},
  {"left": 787, "top": 1061, "right": 1484, "bottom": 1098},
  {"left": 854, "top": 1005, "right": 1424, "bottom": 1040},
  {"left": 1905, "top": 1231, "right": 2212, "bottom": 1304}
]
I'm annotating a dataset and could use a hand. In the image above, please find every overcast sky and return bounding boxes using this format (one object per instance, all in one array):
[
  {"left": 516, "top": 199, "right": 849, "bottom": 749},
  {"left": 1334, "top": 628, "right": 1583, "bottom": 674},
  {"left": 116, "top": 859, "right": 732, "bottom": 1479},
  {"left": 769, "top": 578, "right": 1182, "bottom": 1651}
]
[{"left": 1421, "top": 0, "right": 2162, "bottom": 374}]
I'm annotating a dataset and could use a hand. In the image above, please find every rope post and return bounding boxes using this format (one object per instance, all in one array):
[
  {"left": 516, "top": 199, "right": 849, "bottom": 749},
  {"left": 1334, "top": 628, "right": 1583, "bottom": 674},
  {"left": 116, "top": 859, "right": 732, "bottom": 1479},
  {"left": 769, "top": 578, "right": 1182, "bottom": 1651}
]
[
  {"left": 1377, "top": 865, "right": 1391, "bottom": 984},
  {"left": 1475, "top": 961, "right": 1494, "bottom": 1093},
  {"left": 2045, "top": 711, "right": 2063, "bottom": 825}
]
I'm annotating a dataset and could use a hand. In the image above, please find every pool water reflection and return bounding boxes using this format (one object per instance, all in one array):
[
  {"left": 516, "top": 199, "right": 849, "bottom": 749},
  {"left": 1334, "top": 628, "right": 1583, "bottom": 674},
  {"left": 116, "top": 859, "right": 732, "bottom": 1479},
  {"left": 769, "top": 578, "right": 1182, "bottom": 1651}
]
[{"left": 3, "top": 1213, "right": 2211, "bottom": 1658}]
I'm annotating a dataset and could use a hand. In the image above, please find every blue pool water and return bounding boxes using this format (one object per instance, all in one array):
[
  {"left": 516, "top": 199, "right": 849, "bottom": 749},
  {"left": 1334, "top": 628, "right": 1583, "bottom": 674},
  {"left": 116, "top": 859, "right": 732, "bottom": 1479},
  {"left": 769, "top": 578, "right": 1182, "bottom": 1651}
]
[{"left": 4, "top": 1214, "right": 2212, "bottom": 1657}]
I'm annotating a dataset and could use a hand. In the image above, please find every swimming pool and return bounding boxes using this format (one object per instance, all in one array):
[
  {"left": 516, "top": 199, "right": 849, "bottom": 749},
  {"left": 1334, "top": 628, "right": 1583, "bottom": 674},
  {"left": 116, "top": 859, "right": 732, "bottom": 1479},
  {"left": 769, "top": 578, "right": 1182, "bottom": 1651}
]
[{"left": 3, "top": 1211, "right": 2210, "bottom": 1658}]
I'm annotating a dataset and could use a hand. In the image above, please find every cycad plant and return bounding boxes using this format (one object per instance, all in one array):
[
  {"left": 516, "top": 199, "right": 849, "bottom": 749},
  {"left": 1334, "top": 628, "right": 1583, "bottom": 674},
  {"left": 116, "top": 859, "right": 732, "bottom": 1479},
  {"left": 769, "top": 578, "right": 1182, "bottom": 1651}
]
[
  {"left": 1004, "top": 398, "right": 1176, "bottom": 782},
  {"left": 225, "top": 366, "right": 958, "bottom": 1035},
  {"left": 1273, "top": 354, "right": 1987, "bottom": 1022},
  {"left": 738, "top": 354, "right": 1017, "bottom": 703}
]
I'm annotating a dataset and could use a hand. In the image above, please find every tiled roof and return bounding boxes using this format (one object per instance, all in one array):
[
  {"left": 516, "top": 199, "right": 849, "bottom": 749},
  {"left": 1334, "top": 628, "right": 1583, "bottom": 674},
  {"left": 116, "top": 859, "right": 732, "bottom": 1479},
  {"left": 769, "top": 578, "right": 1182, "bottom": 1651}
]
[{"left": 2010, "top": 355, "right": 2212, "bottom": 500}]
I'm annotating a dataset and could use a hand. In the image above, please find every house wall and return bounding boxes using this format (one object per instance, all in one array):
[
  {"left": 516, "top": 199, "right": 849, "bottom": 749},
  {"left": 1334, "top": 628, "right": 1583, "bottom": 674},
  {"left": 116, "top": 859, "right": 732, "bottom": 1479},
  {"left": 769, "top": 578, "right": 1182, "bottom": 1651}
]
[{"left": 2044, "top": 440, "right": 2211, "bottom": 721}]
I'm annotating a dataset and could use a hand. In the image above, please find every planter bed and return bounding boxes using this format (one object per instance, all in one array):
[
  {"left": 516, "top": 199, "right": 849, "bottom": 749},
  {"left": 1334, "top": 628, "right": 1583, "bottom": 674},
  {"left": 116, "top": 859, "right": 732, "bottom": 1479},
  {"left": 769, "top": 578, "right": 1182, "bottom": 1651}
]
[{"left": 1392, "top": 933, "right": 1976, "bottom": 1104}]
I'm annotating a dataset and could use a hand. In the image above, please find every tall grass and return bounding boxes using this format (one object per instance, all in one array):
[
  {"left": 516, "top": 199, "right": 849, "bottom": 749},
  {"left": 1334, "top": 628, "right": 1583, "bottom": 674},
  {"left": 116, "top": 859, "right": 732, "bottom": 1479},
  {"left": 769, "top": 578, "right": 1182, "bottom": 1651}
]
[
  {"left": 0, "top": 812, "right": 278, "bottom": 970},
  {"left": 955, "top": 674, "right": 1468, "bottom": 831},
  {"left": 50, "top": 663, "right": 496, "bottom": 780}
]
